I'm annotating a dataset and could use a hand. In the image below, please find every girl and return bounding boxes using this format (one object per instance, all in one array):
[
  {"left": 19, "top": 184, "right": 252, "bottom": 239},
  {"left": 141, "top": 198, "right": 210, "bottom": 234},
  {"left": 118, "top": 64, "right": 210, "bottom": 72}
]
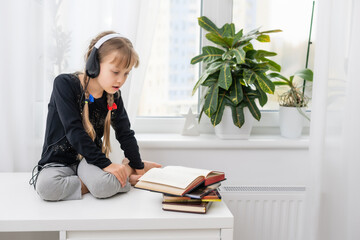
[{"left": 30, "top": 31, "right": 161, "bottom": 201}]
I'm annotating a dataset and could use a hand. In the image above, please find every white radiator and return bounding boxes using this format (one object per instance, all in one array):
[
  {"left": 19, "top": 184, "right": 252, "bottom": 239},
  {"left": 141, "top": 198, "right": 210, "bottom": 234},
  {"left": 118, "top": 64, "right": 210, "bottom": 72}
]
[{"left": 219, "top": 186, "right": 306, "bottom": 240}]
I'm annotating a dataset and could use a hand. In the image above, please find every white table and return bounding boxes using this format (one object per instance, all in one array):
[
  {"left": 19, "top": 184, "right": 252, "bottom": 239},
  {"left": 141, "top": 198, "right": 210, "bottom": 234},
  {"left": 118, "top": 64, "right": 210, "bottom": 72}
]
[{"left": 0, "top": 173, "right": 233, "bottom": 240}]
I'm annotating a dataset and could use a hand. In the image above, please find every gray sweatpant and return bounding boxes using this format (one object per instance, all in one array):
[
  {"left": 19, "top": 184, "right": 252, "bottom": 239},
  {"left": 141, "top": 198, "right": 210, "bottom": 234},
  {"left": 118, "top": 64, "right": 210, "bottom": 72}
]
[{"left": 35, "top": 160, "right": 131, "bottom": 201}]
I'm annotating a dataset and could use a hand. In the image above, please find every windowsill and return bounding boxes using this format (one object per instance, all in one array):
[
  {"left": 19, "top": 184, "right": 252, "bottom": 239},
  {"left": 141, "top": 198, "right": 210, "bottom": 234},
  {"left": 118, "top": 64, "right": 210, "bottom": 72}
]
[{"left": 136, "top": 133, "right": 310, "bottom": 149}]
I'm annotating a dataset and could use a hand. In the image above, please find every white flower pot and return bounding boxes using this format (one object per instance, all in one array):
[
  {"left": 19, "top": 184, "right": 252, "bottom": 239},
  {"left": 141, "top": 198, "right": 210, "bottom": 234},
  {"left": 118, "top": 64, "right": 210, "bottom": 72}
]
[
  {"left": 214, "top": 106, "right": 254, "bottom": 139},
  {"left": 279, "top": 106, "right": 306, "bottom": 138}
]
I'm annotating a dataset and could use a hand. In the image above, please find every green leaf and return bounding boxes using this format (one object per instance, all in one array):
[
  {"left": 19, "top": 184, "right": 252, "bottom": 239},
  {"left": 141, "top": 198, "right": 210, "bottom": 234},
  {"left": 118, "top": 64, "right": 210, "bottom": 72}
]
[
  {"left": 190, "top": 54, "right": 205, "bottom": 65},
  {"left": 218, "top": 63, "right": 232, "bottom": 90},
  {"left": 198, "top": 107, "right": 205, "bottom": 123},
  {"left": 244, "top": 27, "right": 261, "bottom": 37},
  {"left": 203, "top": 85, "right": 219, "bottom": 117},
  {"left": 231, "top": 104, "right": 245, "bottom": 128},
  {"left": 261, "top": 57, "right": 281, "bottom": 72},
  {"left": 232, "top": 47, "right": 246, "bottom": 64},
  {"left": 198, "top": 16, "right": 222, "bottom": 36},
  {"left": 190, "top": 46, "right": 225, "bottom": 64},
  {"left": 223, "top": 47, "right": 245, "bottom": 64},
  {"left": 228, "top": 76, "right": 243, "bottom": 105},
  {"left": 201, "top": 78, "right": 217, "bottom": 87},
  {"left": 255, "top": 50, "right": 277, "bottom": 58},
  {"left": 254, "top": 82, "right": 268, "bottom": 107},
  {"left": 248, "top": 100, "right": 261, "bottom": 121},
  {"left": 273, "top": 81, "right": 289, "bottom": 86},
  {"left": 256, "top": 35, "right": 270, "bottom": 42},
  {"left": 210, "top": 92, "right": 226, "bottom": 126},
  {"left": 192, "top": 61, "right": 222, "bottom": 95},
  {"left": 253, "top": 62, "right": 270, "bottom": 72},
  {"left": 244, "top": 92, "right": 261, "bottom": 121},
  {"left": 198, "top": 17, "right": 235, "bottom": 48},
  {"left": 220, "top": 23, "right": 235, "bottom": 37},
  {"left": 290, "top": 75, "right": 294, "bottom": 84},
  {"left": 268, "top": 72, "right": 289, "bottom": 82},
  {"left": 232, "top": 29, "right": 243, "bottom": 47},
  {"left": 206, "top": 33, "right": 231, "bottom": 48},
  {"left": 239, "top": 28, "right": 262, "bottom": 43},
  {"left": 229, "top": 23, "right": 236, "bottom": 36},
  {"left": 243, "top": 69, "right": 257, "bottom": 85},
  {"left": 259, "top": 29, "right": 282, "bottom": 34},
  {"left": 294, "top": 68, "right": 313, "bottom": 81},
  {"left": 243, "top": 43, "right": 254, "bottom": 52},
  {"left": 223, "top": 37, "right": 234, "bottom": 47},
  {"left": 243, "top": 86, "right": 260, "bottom": 99},
  {"left": 255, "top": 72, "right": 275, "bottom": 94},
  {"left": 246, "top": 50, "right": 257, "bottom": 59}
]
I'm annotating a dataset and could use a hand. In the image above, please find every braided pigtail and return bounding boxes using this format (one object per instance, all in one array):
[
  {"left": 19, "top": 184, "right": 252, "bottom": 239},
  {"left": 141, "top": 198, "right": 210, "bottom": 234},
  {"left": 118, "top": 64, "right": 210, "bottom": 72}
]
[
  {"left": 77, "top": 75, "right": 97, "bottom": 160},
  {"left": 102, "top": 93, "right": 114, "bottom": 158},
  {"left": 82, "top": 76, "right": 96, "bottom": 141}
]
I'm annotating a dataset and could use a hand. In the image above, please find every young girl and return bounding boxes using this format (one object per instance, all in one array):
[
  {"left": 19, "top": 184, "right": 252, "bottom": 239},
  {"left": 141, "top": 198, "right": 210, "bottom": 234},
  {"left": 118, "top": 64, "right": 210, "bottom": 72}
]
[{"left": 30, "top": 31, "right": 161, "bottom": 201}]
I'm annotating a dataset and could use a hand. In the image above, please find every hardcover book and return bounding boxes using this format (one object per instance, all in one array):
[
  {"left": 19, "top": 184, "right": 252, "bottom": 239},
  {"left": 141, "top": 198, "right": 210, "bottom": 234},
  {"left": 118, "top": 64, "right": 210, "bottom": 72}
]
[
  {"left": 184, "top": 182, "right": 221, "bottom": 199},
  {"left": 162, "top": 201, "right": 213, "bottom": 214},
  {"left": 134, "top": 166, "right": 225, "bottom": 196},
  {"left": 163, "top": 189, "right": 222, "bottom": 202}
]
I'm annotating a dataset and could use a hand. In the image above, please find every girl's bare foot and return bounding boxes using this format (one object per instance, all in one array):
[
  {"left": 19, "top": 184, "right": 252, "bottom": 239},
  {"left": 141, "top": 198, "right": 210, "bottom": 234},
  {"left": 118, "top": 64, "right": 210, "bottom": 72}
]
[
  {"left": 129, "top": 174, "right": 142, "bottom": 186},
  {"left": 80, "top": 179, "right": 89, "bottom": 195}
]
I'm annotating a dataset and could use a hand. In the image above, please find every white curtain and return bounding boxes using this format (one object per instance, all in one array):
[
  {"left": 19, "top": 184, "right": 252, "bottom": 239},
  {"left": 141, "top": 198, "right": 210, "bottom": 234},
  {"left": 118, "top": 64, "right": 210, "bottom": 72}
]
[
  {"left": 305, "top": 0, "right": 360, "bottom": 239},
  {"left": 0, "top": 0, "right": 159, "bottom": 172}
]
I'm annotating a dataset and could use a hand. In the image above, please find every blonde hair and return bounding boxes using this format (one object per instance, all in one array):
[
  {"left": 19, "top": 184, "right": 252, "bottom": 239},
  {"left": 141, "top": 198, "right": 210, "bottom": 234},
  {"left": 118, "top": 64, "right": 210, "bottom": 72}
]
[{"left": 80, "top": 31, "right": 139, "bottom": 159}]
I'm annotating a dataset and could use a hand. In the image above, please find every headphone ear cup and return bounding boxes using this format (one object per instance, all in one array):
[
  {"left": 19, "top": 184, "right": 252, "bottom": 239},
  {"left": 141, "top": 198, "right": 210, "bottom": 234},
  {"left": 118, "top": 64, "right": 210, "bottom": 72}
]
[{"left": 86, "top": 48, "right": 100, "bottom": 78}]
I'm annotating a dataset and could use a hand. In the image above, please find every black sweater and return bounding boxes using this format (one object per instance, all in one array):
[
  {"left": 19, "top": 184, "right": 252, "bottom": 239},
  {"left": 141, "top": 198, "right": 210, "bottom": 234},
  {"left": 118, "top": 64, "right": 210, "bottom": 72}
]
[{"left": 38, "top": 73, "right": 144, "bottom": 170}]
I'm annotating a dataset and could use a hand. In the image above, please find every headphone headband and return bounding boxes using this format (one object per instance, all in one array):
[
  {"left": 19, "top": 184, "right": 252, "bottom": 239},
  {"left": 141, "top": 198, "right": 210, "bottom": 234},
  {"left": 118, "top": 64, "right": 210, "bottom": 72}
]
[
  {"left": 86, "top": 32, "right": 123, "bottom": 78},
  {"left": 94, "top": 33, "right": 123, "bottom": 49}
]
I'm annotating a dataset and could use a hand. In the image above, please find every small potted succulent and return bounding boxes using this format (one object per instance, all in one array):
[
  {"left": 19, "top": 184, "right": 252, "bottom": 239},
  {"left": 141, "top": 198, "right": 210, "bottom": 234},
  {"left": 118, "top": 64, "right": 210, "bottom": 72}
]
[
  {"left": 269, "top": 69, "right": 314, "bottom": 138},
  {"left": 190, "top": 16, "right": 281, "bottom": 139}
]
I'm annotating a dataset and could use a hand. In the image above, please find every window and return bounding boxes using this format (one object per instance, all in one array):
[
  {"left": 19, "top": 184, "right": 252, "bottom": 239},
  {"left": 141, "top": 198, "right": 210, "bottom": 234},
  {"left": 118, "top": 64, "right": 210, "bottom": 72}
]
[
  {"left": 233, "top": 0, "right": 316, "bottom": 110},
  {"left": 135, "top": 0, "right": 315, "bottom": 133},
  {"left": 137, "top": 0, "right": 201, "bottom": 117}
]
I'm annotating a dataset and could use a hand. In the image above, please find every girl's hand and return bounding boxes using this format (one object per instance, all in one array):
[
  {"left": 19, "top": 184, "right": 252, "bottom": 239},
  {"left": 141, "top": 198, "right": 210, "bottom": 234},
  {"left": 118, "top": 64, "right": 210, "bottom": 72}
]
[
  {"left": 103, "top": 163, "right": 130, "bottom": 187},
  {"left": 121, "top": 158, "right": 162, "bottom": 176},
  {"left": 135, "top": 161, "right": 162, "bottom": 175}
]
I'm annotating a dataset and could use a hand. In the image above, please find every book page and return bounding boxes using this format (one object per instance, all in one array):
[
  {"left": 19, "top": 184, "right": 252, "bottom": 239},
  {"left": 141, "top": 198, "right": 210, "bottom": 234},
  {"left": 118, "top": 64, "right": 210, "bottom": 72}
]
[
  {"left": 162, "top": 166, "right": 212, "bottom": 178},
  {"left": 138, "top": 166, "right": 211, "bottom": 189}
]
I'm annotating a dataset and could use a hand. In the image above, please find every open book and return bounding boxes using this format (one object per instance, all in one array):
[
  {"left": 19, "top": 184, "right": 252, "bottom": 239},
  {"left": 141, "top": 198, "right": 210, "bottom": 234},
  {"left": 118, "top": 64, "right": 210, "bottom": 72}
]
[{"left": 134, "top": 166, "right": 225, "bottom": 196}]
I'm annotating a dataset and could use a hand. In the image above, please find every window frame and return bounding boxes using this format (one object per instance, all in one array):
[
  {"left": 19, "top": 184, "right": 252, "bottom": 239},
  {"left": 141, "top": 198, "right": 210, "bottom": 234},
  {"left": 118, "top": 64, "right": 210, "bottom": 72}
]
[{"left": 133, "top": 0, "right": 311, "bottom": 135}]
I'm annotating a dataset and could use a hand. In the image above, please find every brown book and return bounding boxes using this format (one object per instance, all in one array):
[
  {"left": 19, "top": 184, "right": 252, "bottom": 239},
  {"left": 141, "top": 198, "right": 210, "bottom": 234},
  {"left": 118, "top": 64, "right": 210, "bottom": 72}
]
[
  {"left": 135, "top": 166, "right": 225, "bottom": 196},
  {"left": 162, "top": 201, "right": 213, "bottom": 214},
  {"left": 163, "top": 189, "right": 222, "bottom": 202}
]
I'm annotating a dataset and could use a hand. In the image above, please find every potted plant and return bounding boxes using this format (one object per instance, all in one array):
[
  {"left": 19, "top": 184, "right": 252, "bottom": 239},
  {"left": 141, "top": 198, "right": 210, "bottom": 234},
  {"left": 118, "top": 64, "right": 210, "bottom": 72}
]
[
  {"left": 269, "top": 69, "right": 313, "bottom": 138},
  {"left": 190, "top": 16, "right": 281, "bottom": 139}
]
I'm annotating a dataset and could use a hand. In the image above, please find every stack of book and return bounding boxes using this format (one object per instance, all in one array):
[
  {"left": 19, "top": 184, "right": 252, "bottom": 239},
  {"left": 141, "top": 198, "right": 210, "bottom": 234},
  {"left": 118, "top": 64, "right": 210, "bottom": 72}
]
[{"left": 134, "top": 166, "right": 225, "bottom": 214}]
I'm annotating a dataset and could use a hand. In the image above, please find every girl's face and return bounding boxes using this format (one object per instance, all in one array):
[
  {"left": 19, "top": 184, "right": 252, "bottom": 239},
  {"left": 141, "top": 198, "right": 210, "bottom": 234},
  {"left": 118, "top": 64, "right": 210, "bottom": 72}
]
[{"left": 96, "top": 51, "right": 132, "bottom": 94}]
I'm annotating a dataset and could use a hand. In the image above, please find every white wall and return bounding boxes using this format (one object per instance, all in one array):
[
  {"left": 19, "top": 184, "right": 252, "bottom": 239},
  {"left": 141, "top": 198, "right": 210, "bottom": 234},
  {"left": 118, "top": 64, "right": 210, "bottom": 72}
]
[{"left": 140, "top": 146, "right": 309, "bottom": 186}]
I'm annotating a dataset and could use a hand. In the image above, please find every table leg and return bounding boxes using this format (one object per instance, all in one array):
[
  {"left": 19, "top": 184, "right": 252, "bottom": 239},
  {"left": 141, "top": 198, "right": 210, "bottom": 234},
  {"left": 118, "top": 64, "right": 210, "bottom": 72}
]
[
  {"left": 59, "top": 230, "right": 66, "bottom": 240},
  {"left": 221, "top": 228, "right": 233, "bottom": 240}
]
